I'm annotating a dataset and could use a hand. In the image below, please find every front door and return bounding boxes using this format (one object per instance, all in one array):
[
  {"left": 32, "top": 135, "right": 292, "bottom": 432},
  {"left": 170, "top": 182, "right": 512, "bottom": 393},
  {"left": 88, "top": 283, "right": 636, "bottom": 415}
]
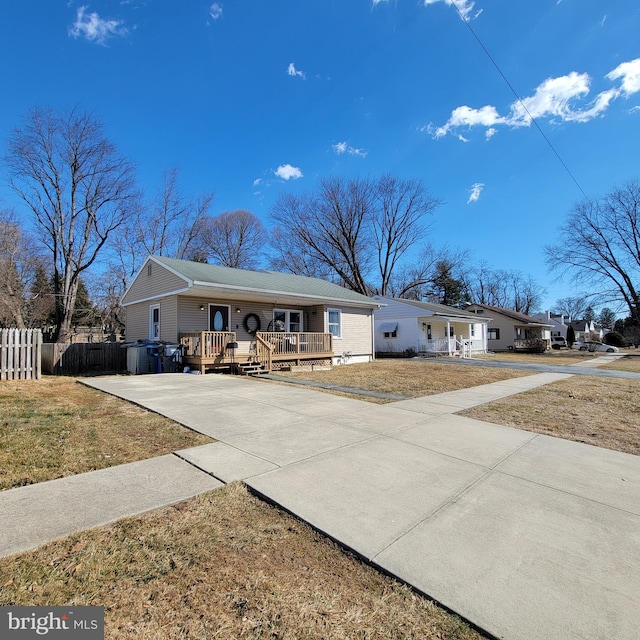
[{"left": 209, "top": 305, "right": 230, "bottom": 332}]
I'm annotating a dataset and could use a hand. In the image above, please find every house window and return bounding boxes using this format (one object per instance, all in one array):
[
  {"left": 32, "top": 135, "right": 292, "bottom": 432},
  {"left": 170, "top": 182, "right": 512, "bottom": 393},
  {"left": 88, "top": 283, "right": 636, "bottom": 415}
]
[
  {"left": 384, "top": 329, "right": 397, "bottom": 338},
  {"left": 471, "top": 324, "right": 475, "bottom": 337},
  {"left": 149, "top": 304, "right": 160, "bottom": 340},
  {"left": 327, "top": 308, "right": 342, "bottom": 338},
  {"left": 379, "top": 322, "right": 398, "bottom": 338},
  {"left": 273, "top": 309, "right": 303, "bottom": 332},
  {"left": 488, "top": 328, "right": 500, "bottom": 340}
]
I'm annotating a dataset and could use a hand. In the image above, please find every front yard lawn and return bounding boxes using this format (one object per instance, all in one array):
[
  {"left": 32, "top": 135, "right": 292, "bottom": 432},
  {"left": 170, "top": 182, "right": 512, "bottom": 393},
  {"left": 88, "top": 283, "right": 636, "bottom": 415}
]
[
  {"left": 461, "top": 376, "right": 640, "bottom": 456},
  {"left": 0, "top": 377, "right": 211, "bottom": 491},
  {"left": 276, "top": 359, "right": 532, "bottom": 401}
]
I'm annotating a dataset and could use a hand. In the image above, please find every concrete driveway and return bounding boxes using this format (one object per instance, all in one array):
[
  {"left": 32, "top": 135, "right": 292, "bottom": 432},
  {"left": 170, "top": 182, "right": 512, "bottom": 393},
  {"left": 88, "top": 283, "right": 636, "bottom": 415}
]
[{"left": 73, "top": 371, "right": 640, "bottom": 640}]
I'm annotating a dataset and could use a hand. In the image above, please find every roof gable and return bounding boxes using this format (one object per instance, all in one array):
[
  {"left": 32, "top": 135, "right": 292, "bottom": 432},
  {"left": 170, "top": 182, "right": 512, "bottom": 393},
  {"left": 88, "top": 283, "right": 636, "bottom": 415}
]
[{"left": 467, "top": 304, "right": 552, "bottom": 326}]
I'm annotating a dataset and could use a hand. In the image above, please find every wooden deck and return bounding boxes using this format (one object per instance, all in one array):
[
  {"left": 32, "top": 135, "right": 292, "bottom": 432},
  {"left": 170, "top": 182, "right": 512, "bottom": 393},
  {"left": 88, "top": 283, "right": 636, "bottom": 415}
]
[{"left": 179, "top": 331, "right": 333, "bottom": 374}]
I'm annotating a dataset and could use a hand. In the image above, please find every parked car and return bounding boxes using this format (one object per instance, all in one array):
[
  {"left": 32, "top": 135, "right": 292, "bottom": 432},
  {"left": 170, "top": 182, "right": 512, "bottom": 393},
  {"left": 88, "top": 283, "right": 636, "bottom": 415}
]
[
  {"left": 573, "top": 341, "right": 618, "bottom": 353},
  {"left": 551, "top": 336, "right": 568, "bottom": 349}
]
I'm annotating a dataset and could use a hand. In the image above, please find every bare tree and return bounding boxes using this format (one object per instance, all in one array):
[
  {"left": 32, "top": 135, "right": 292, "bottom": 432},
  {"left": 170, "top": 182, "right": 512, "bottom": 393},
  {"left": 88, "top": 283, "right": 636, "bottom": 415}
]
[
  {"left": 270, "top": 175, "right": 440, "bottom": 295},
  {"left": 546, "top": 179, "right": 640, "bottom": 326},
  {"left": 466, "top": 265, "right": 545, "bottom": 314},
  {"left": 388, "top": 244, "right": 470, "bottom": 301},
  {"left": 112, "top": 167, "right": 213, "bottom": 285},
  {"left": 6, "top": 106, "right": 137, "bottom": 342},
  {"left": 373, "top": 175, "right": 441, "bottom": 295},
  {"left": 553, "top": 295, "right": 589, "bottom": 320},
  {"left": 271, "top": 178, "right": 374, "bottom": 294},
  {"left": 197, "top": 209, "right": 267, "bottom": 269}
]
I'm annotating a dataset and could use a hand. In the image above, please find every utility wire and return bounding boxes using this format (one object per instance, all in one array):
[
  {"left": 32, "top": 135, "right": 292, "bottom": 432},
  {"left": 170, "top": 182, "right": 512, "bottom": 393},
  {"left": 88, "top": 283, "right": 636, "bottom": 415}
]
[{"left": 451, "top": 3, "right": 590, "bottom": 201}]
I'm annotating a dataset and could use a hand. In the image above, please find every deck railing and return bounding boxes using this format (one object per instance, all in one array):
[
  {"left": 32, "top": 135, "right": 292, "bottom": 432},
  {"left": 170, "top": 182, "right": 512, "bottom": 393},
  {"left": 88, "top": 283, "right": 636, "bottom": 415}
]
[
  {"left": 255, "top": 333, "right": 273, "bottom": 372},
  {"left": 256, "top": 331, "right": 332, "bottom": 356},
  {"left": 180, "top": 331, "right": 237, "bottom": 358}
]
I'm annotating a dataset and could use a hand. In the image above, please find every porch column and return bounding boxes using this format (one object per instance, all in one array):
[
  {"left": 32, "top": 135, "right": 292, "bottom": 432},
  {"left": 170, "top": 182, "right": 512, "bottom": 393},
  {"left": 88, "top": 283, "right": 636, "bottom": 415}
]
[{"left": 446, "top": 320, "right": 452, "bottom": 356}]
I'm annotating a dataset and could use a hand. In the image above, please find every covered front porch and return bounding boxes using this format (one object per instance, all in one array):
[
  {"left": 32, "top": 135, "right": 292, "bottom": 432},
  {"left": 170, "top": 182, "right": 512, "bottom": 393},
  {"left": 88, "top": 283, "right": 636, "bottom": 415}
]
[
  {"left": 416, "top": 317, "right": 486, "bottom": 357},
  {"left": 179, "top": 330, "right": 333, "bottom": 374}
]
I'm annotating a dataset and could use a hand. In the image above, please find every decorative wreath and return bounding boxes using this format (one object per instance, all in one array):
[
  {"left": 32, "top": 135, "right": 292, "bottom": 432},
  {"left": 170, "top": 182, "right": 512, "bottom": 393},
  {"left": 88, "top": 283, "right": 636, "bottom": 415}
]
[{"left": 243, "top": 313, "right": 261, "bottom": 335}]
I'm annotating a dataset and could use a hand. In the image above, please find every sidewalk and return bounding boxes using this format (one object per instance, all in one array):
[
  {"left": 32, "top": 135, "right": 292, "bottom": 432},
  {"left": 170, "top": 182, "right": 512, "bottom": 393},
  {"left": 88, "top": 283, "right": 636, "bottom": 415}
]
[{"left": 1, "top": 367, "right": 639, "bottom": 640}]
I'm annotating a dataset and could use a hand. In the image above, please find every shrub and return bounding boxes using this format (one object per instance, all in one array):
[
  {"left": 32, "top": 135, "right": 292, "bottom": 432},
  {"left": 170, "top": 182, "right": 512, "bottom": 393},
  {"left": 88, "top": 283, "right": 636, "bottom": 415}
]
[{"left": 603, "top": 331, "right": 626, "bottom": 347}]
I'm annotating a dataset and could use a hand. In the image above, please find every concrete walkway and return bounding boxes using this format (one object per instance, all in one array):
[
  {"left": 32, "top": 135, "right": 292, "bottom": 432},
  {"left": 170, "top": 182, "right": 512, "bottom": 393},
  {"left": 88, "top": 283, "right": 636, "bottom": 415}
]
[
  {"left": 1, "top": 365, "right": 639, "bottom": 640},
  {"left": 417, "top": 353, "right": 640, "bottom": 379}
]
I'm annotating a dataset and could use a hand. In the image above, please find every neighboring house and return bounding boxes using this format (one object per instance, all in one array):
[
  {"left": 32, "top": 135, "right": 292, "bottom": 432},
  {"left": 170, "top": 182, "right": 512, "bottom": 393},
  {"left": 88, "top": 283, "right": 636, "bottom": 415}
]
[
  {"left": 531, "top": 311, "right": 568, "bottom": 339},
  {"left": 121, "top": 256, "right": 382, "bottom": 373},
  {"left": 568, "top": 319, "right": 603, "bottom": 342},
  {"left": 373, "top": 296, "right": 490, "bottom": 357},
  {"left": 465, "top": 304, "right": 553, "bottom": 352}
]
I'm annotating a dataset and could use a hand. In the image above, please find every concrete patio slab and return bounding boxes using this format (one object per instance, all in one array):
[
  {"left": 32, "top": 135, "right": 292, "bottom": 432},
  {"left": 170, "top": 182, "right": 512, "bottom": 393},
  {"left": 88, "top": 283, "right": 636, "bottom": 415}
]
[
  {"left": 176, "top": 442, "right": 278, "bottom": 482},
  {"left": 495, "top": 434, "right": 640, "bottom": 514},
  {"left": 393, "top": 414, "right": 536, "bottom": 467},
  {"left": 247, "top": 436, "right": 487, "bottom": 559},
  {"left": 0, "top": 455, "right": 222, "bottom": 558},
  {"left": 374, "top": 471, "right": 640, "bottom": 640}
]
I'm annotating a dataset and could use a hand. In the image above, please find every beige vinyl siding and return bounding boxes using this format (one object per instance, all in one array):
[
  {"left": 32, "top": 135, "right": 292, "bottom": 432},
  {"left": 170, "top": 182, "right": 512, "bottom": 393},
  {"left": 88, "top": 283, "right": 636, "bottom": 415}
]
[
  {"left": 161, "top": 296, "right": 178, "bottom": 342},
  {"left": 326, "top": 306, "right": 373, "bottom": 358},
  {"left": 122, "top": 261, "right": 188, "bottom": 306},
  {"left": 124, "top": 298, "right": 178, "bottom": 342},
  {"left": 124, "top": 304, "right": 148, "bottom": 342}
]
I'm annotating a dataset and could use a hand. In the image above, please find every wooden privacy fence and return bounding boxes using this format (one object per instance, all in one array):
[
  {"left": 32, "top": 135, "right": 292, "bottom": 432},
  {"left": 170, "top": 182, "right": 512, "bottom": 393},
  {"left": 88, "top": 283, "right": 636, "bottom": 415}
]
[
  {"left": 1, "top": 329, "right": 42, "bottom": 380},
  {"left": 41, "top": 342, "right": 127, "bottom": 376}
]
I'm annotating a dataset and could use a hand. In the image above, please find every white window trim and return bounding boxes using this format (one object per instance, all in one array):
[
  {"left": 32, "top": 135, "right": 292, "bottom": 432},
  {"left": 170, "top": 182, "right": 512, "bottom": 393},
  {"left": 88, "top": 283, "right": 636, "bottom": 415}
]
[
  {"left": 327, "top": 308, "right": 342, "bottom": 339},
  {"left": 149, "top": 304, "right": 160, "bottom": 340},
  {"left": 273, "top": 309, "right": 303, "bottom": 332}
]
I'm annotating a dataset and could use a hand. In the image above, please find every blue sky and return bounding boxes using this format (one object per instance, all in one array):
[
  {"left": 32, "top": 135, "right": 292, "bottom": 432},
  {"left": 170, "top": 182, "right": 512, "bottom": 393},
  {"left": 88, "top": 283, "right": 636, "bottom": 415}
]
[{"left": 1, "top": 0, "right": 639, "bottom": 312}]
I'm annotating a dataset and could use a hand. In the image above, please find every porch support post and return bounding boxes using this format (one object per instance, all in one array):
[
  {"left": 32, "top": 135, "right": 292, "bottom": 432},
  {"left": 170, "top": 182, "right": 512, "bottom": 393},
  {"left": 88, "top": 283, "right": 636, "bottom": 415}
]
[{"left": 447, "top": 320, "right": 452, "bottom": 356}]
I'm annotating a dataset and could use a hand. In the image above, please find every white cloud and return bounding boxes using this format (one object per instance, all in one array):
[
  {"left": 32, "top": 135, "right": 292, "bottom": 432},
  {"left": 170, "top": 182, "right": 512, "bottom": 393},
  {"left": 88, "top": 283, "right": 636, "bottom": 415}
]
[
  {"left": 607, "top": 58, "right": 640, "bottom": 97},
  {"left": 332, "top": 141, "right": 368, "bottom": 157},
  {"left": 209, "top": 3, "right": 223, "bottom": 20},
  {"left": 423, "top": 0, "right": 482, "bottom": 21},
  {"left": 430, "top": 59, "right": 640, "bottom": 140},
  {"left": 287, "top": 63, "right": 306, "bottom": 79},
  {"left": 275, "top": 164, "right": 303, "bottom": 180},
  {"left": 629, "top": 106, "right": 640, "bottom": 114},
  {"left": 457, "top": 134, "right": 469, "bottom": 143},
  {"left": 371, "top": 0, "right": 389, "bottom": 5},
  {"left": 467, "top": 182, "right": 484, "bottom": 204},
  {"left": 68, "top": 6, "right": 126, "bottom": 45},
  {"left": 485, "top": 127, "right": 497, "bottom": 140},
  {"left": 253, "top": 178, "right": 262, "bottom": 187},
  {"left": 432, "top": 105, "right": 503, "bottom": 138}
]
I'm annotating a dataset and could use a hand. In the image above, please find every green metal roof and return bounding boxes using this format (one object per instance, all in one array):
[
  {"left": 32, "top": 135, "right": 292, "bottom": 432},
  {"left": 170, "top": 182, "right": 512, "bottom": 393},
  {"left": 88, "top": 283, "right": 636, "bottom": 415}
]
[{"left": 152, "top": 256, "right": 379, "bottom": 307}]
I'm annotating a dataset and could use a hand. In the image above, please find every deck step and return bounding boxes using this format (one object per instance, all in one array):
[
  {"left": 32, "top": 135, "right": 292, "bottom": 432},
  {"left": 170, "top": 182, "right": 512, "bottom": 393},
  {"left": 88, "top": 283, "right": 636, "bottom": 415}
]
[{"left": 237, "top": 362, "right": 269, "bottom": 376}]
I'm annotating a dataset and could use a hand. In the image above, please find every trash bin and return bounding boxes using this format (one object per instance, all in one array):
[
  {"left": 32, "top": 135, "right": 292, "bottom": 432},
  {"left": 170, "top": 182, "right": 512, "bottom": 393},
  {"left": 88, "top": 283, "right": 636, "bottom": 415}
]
[
  {"left": 161, "top": 344, "right": 181, "bottom": 373},
  {"left": 146, "top": 344, "right": 162, "bottom": 373}
]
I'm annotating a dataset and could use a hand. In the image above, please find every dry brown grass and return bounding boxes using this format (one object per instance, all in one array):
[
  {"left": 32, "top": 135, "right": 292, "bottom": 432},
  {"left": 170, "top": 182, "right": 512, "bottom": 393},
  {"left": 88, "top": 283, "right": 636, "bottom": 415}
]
[
  {"left": 598, "top": 354, "right": 640, "bottom": 372},
  {"left": 474, "top": 351, "right": 597, "bottom": 365},
  {"left": 277, "top": 359, "right": 532, "bottom": 402},
  {"left": 0, "top": 377, "right": 211, "bottom": 491},
  {"left": 461, "top": 376, "right": 640, "bottom": 455},
  {"left": 0, "top": 483, "right": 481, "bottom": 640}
]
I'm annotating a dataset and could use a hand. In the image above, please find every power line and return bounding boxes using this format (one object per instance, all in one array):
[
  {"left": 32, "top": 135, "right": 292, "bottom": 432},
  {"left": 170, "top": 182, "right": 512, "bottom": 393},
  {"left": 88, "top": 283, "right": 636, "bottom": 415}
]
[{"left": 451, "top": 3, "right": 590, "bottom": 201}]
